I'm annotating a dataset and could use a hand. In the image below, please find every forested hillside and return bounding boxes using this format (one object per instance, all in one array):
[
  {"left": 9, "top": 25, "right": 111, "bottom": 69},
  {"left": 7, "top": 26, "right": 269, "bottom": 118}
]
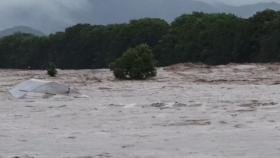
[{"left": 1, "top": 10, "right": 280, "bottom": 69}]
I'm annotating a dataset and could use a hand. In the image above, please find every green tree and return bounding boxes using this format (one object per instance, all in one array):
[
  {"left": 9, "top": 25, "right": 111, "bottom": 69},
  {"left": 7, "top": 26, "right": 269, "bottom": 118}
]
[
  {"left": 0, "top": 33, "right": 40, "bottom": 68},
  {"left": 105, "top": 18, "right": 169, "bottom": 64},
  {"left": 110, "top": 44, "right": 156, "bottom": 80},
  {"left": 156, "top": 12, "right": 248, "bottom": 65},
  {"left": 248, "top": 10, "right": 280, "bottom": 62},
  {"left": 2, "top": 11, "right": 280, "bottom": 69},
  {"left": 47, "top": 63, "right": 57, "bottom": 77}
]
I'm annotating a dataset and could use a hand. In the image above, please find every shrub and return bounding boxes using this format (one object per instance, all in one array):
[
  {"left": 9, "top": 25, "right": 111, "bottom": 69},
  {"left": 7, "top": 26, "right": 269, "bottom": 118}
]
[
  {"left": 110, "top": 44, "right": 156, "bottom": 80},
  {"left": 47, "top": 63, "right": 57, "bottom": 77}
]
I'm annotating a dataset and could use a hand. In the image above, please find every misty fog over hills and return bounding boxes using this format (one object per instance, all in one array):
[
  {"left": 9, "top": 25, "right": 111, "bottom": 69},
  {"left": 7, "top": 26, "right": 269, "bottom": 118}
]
[
  {"left": 0, "top": 26, "right": 44, "bottom": 38},
  {"left": 0, "top": 0, "right": 280, "bottom": 34}
]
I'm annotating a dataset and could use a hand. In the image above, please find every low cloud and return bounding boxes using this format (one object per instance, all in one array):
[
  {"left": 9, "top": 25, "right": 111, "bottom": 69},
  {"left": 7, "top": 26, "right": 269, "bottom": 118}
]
[
  {"left": 0, "top": 0, "right": 280, "bottom": 33},
  {"left": 197, "top": 0, "right": 280, "bottom": 5},
  {"left": 0, "top": 0, "right": 90, "bottom": 33}
]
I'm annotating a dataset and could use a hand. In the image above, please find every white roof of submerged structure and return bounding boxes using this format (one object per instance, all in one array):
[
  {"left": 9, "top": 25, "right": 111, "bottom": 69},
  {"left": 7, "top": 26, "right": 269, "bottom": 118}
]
[{"left": 9, "top": 79, "right": 70, "bottom": 98}]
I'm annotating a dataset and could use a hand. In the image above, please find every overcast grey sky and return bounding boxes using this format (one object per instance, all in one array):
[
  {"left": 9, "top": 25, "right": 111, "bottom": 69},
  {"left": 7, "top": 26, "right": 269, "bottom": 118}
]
[
  {"left": 0, "top": 0, "right": 90, "bottom": 32},
  {"left": 198, "top": 0, "right": 280, "bottom": 5},
  {"left": 0, "top": 0, "right": 279, "bottom": 11},
  {"left": 0, "top": 0, "right": 280, "bottom": 33},
  {"left": 0, "top": 0, "right": 279, "bottom": 8}
]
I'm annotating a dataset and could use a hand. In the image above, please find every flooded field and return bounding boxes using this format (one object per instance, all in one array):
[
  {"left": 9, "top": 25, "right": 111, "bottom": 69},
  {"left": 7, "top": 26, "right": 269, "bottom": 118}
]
[{"left": 0, "top": 64, "right": 280, "bottom": 158}]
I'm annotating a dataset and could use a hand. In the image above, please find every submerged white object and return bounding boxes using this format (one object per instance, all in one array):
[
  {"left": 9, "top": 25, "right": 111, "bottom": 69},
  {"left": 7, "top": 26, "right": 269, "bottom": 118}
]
[{"left": 9, "top": 79, "right": 70, "bottom": 98}]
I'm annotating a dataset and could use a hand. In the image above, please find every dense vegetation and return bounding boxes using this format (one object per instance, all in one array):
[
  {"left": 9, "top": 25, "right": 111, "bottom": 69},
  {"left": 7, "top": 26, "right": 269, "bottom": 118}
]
[
  {"left": 47, "top": 63, "right": 57, "bottom": 77},
  {"left": 110, "top": 44, "right": 156, "bottom": 80},
  {"left": 1, "top": 10, "right": 280, "bottom": 69}
]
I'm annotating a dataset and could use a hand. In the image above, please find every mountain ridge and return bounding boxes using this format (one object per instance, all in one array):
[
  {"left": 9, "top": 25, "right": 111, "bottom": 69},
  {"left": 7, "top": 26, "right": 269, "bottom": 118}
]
[
  {"left": 0, "top": 26, "right": 45, "bottom": 38},
  {"left": 0, "top": 1, "right": 280, "bottom": 33}
]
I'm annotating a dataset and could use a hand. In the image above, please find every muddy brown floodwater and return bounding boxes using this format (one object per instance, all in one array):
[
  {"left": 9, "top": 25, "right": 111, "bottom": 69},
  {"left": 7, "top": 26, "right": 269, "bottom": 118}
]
[{"left": 0, "top": 64, "right": 280, "bottom": 158}]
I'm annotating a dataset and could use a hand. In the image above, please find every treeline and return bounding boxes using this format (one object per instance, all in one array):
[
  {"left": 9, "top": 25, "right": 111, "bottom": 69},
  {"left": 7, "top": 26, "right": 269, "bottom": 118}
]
[{"left": 1, "top": 9, "right": 280, "bottom": 69}]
